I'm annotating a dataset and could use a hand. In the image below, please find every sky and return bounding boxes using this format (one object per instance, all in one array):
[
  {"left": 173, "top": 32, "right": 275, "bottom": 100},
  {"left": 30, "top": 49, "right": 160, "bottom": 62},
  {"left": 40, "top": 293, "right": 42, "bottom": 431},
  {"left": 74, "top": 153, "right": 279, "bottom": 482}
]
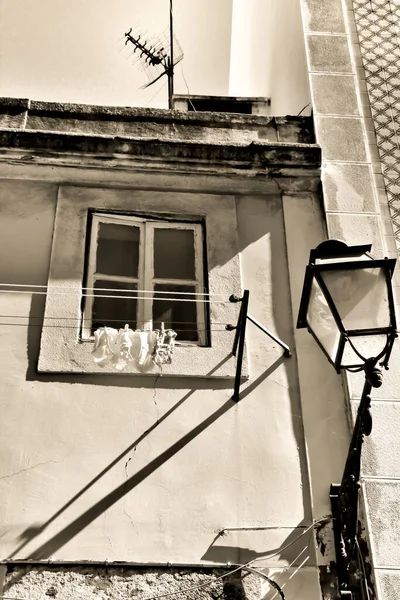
[{"left": 0, "top": 0, "right": 310, "bottom": 115}]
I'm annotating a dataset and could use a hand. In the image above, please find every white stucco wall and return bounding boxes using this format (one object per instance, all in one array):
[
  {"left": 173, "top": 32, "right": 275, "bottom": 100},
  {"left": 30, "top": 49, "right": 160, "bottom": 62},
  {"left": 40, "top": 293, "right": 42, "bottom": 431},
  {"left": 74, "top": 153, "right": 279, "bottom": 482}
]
[
  {"left": 229, "top": 0, "right": 311, "bottom": 116},
  {"left": 0, "top": 177, "right": 319, "bottom": 600}
]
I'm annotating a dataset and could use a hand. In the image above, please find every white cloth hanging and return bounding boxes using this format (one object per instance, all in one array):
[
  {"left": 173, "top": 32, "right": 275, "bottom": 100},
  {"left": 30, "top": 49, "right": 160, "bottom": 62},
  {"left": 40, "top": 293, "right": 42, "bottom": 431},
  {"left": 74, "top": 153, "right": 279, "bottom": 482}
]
[{"left": 92, "top": 324, "right": 177, "bottom": 371}]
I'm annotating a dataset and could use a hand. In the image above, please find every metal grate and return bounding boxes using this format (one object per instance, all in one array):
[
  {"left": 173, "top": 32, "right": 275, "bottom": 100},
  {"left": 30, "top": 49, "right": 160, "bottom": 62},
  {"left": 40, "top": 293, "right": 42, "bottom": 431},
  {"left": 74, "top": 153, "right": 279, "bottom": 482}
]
[{"left": 353, "top": 0, "right": 400, "bottom": 249}]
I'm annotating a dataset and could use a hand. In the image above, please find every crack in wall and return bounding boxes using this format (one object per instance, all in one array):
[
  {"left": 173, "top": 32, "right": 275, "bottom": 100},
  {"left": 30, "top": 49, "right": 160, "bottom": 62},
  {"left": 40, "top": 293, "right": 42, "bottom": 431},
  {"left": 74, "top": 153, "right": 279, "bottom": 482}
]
[
  {"left": 0, "top": 454, "right": 70, "bottom": 482},
  {"left": 122, "top": 451, "right": 136, "bottom": 532},
  {"left": 152, "top": 373, "right": 161, "bottom": 426},
  {"left": 102, "top": 512, "right": 113, "bottom": 554}
]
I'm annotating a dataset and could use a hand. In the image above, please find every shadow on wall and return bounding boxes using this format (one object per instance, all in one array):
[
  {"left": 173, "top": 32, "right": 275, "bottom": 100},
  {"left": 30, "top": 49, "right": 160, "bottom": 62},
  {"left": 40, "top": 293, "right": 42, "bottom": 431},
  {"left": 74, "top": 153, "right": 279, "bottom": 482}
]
[
  {"left": 236, "top": 194, "right": 313, "bottom": 530},
  {"left": 0, "top": 185, "right": 313, "bottom": 573},
  {"left": 6, "top": 356, "right": 285, "bottom": 565}
]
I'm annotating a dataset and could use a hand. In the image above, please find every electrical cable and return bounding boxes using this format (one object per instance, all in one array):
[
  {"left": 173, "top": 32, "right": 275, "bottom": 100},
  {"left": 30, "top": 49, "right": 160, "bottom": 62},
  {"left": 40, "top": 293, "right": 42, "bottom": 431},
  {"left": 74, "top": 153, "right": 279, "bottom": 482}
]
[
  {"left": 180, "top": 63, "right": 196, "bottom": 112},
  {"left": 137, "top": 517, "right": 330, "bottom": 600},
  {"left": 0, "top": 519, "right": 329, "bottom": 600},
  {"left": 296, "top": 102, "right": 311, "bottom": 117},
  {"left": 243, "top": 546, "right": 310, "bottom": 600},
  {"left": 356, "top": 538, "right": 371, "bottom": 600},
  {"left": 242, "top": 566, "right": 285, "bottom": 600}
]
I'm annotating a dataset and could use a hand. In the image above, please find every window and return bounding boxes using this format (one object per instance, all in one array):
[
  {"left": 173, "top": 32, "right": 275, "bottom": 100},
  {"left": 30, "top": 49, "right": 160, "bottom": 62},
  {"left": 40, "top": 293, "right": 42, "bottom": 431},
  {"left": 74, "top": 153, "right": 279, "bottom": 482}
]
[
  {"left": 38, "top": 185, "right": 243, "bottom": 378},
  {"left": 82, "top": 213, "right": 207, "bottom": 344}
]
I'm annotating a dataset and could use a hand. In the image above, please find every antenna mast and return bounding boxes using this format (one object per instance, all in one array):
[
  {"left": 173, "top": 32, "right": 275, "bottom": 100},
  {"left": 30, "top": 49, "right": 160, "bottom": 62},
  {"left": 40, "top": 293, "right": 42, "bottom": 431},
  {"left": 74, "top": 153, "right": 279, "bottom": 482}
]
[
  {"left": 168, "top": 0, "right": 174, "bottom": 109},
  {"left": 124, "top": 0, "right": 182, "bottom": 109}
]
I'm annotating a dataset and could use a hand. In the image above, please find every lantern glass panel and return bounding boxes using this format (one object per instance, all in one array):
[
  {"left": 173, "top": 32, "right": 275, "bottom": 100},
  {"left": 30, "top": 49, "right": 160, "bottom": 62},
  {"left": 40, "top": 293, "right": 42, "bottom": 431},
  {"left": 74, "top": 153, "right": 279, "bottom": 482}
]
[
  {"left": 320, "top": 267, "right": 390, "bottom": 331},
  {"left": 306, "top": 277, "right": 341, "bottom": 362},
  {"left": 341, "top": 334, "right": 389, "bottom": 366}
]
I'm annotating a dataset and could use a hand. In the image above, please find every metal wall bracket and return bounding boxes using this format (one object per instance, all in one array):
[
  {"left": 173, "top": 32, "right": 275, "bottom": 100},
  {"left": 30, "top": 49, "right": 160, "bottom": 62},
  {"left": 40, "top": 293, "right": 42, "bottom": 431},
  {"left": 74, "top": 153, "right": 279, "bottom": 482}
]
[{"left": 226, "top": 290, "right": 291, "bottom": 401}]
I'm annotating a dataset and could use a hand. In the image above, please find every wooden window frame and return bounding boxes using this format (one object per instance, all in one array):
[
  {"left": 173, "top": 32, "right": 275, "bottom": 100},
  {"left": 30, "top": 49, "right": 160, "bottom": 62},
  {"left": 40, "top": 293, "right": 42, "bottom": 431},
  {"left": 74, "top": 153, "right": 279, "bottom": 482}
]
[
  {"left": 82, "top": 212, "right": 207, "bottom": 345},
  {"left": 38, "top": 185, "right": 243, "bottom": 378}
]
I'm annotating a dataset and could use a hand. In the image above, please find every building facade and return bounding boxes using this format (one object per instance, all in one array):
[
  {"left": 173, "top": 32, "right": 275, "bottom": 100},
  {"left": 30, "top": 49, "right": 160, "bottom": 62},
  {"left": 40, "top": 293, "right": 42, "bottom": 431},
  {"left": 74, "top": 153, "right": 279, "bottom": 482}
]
[
  {"left": 1, "top": 1, "right": 400, "bottom": 599},
  {"left": 0, "top": 101, "right": 329, "bottom": 600}
]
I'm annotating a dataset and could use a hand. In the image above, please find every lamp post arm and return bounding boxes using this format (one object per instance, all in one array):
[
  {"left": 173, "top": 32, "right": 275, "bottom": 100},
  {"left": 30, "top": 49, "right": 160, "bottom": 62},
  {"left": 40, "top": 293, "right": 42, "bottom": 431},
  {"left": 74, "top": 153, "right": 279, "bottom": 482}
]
[{"left": 330, "top": 360, "right": 380, "bottom": 596}]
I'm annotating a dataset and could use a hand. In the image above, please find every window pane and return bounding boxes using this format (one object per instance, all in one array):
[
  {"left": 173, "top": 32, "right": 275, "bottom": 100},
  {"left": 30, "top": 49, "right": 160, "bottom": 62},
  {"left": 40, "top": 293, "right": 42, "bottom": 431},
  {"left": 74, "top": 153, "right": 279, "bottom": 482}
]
[
  {"left": 96, "top": 223, "right": 140, "bottom": 278},
  {"left": 91, "top": 280, "right": 137, "bottom": 333},
  {"left": 154, "top": 228, "right": 196, "bottom": 280},
  {"left": 153, "top": 284, "right": 198, "bottom": 342}
]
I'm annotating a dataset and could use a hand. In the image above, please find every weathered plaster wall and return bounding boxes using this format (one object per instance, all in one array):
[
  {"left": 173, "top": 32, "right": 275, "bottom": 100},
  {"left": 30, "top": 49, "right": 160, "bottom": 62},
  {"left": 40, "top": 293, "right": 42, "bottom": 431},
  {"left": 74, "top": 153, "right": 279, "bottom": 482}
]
[
  {"left": 0, "top": 98, "right": 315, "bottom": 145},
  {"left": 0, "top": 177, "right": 321, "bottom": 598},
  {"left": 229, "top": 0, "right": 311, "bottom": 116},
  {"left": 299, "top": 0, "right": 400, "bottom": 597}
]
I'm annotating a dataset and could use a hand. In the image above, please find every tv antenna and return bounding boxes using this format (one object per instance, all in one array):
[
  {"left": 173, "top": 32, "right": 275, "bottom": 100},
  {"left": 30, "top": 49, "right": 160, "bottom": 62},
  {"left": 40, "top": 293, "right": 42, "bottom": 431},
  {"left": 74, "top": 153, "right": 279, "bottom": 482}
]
[{"left": 124, "top": 0, "right": 183, "bottom": 109}]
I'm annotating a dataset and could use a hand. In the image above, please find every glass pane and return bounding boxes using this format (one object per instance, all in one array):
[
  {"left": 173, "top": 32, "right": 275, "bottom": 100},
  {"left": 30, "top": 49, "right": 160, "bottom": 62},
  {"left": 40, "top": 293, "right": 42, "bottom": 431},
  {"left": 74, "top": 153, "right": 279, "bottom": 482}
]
[
  {"left": 91, "top": 280, "right": 137, "bottom": 333},
  {"left": 342, "top": 334, "right": 388, "bottom": 366},
  {"left": 307, "top": 278, "right": 340, "bottom": 362},
  {"left": 96, "top": 222, "right": 140, "bottom": 278},
  {"left": 154, "top": 228, "right": 196, "bottom": 279},
  {"left": 153, "top": 284, "right": 199, "bottom": 342},
  {"left": 321, "top": 267, "right": 390, "bottom": 330}
]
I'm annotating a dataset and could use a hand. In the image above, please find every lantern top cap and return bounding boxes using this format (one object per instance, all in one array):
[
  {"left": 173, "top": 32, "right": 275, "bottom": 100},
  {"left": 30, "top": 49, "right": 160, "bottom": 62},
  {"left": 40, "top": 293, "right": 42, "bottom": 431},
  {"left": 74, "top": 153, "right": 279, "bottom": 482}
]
[{"left": 310, "top": 239, "right": 372, "bottom": 264}]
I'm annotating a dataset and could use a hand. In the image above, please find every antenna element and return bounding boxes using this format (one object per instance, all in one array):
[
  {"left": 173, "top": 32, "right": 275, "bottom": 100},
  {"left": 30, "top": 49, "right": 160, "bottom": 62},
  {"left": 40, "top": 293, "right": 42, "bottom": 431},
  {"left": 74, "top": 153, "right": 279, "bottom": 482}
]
[{"left": 124, "top": 1, "right": 183, "bottom": 109}]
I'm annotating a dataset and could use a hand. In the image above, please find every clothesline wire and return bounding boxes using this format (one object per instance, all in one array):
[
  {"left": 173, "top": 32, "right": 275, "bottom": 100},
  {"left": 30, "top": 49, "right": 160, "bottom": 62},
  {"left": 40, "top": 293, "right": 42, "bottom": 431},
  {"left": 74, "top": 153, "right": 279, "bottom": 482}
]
[
  {"left": 0, "top": 323, "right": 230, "bottom": 331},
  {"left": 0, "top": 315, "right": 230, "bottom": 326},
  {"left": 0, "top": 283, "right": 229, "bottom": 298},
  {"left": 0, "top": 290, "right": 230, "bottom": 304},
  {"left": 140, "top": 517, "right": 329, "bottom": 600}
]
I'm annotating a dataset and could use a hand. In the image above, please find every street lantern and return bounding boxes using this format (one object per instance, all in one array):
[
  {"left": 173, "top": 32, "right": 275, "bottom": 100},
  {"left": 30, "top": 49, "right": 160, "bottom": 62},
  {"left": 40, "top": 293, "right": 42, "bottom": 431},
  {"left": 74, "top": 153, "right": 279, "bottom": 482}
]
[
  {"left": 297, "top": 239, "right": 397, "bottom": 373},
  {"left": 297, "top": 239, "right": 398, "bottom": 599}
]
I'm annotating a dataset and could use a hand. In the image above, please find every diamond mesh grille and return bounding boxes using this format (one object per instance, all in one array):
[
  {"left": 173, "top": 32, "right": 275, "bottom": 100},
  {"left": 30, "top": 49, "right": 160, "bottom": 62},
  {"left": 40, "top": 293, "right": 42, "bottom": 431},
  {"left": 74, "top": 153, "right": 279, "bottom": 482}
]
[{"left": 353, "top": 0, "right": 400, "bottom": 247}]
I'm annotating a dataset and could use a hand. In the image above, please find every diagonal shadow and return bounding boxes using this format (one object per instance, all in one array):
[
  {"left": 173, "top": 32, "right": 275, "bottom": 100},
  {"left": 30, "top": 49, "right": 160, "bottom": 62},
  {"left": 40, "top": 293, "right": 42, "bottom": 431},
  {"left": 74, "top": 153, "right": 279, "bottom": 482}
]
[
  {"left": 235, "top": 355, "right": 286, "bottom": 402},
  {"left": 9, "top": 354, "right": 233, "bottom": 560},
  {"left": 24, "top": 397, "right": 237, "bottom": 560},
  {"left": 3, "top": 358, "right": 285, "bottom": 592}
]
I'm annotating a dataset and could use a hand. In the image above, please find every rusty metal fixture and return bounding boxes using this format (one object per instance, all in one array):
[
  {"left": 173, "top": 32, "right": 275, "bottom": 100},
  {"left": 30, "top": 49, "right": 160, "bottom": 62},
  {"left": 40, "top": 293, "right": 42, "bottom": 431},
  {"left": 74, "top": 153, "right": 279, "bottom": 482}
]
[
  {"left": 227, "top": 290, "right": 290, "bottom": 401},
  {"left": 297, "top": 240, "right": 397, "bottom": 598}
]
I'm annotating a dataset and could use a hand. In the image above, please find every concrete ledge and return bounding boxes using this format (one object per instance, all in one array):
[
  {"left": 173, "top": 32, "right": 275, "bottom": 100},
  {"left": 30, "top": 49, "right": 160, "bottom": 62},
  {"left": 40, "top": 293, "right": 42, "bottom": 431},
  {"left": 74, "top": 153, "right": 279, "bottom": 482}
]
[
  {"left": 0, "top": 129, "right": 321, "bottom": 172},
  {"left": 0, "top": 98, "right": 30, "bottom": 129},
  {"left": 2, "top": 565, "right": 261, "bottom": 600},
  {"left": 0, "top": 97, "right": 30, "bottom": 109},
  {"left": 0, "top": 97, "right": 315, "bottom": 145}
]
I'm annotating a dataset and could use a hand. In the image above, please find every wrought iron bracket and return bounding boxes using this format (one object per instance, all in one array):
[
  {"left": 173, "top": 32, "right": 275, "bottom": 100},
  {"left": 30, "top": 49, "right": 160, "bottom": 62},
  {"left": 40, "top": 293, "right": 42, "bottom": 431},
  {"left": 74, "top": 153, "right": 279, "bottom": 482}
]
[
  {"left": 226, "top": 290, "right": 291, "bottom": 401},
  {"left": 330, "top": 359, "right": 381, "bottom": 598}
]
